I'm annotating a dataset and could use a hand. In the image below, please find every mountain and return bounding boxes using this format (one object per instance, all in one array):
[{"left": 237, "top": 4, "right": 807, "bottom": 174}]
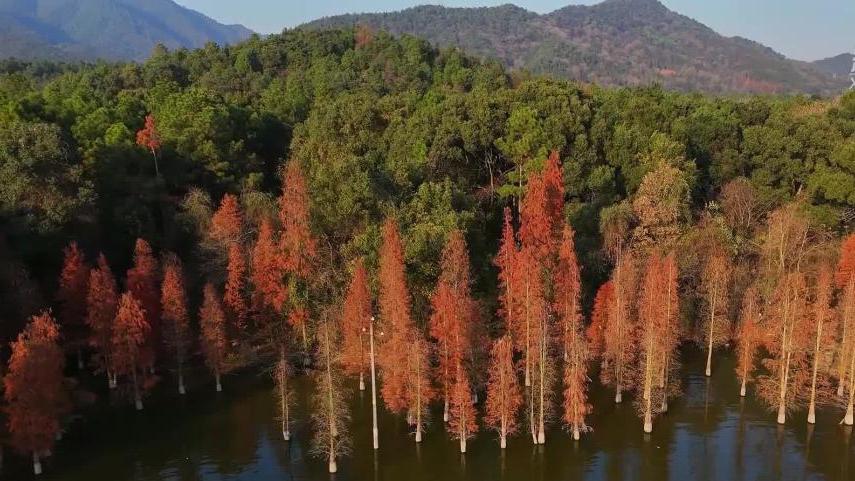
[
  {"left": 812, "top": 53, "right": 853, "bottom": 79},
  {"left": 0, "top": 0, "right": 253, "bottom": 61},
  {"left": 303, "top": 0, "right": 840, "bottom": 95}
]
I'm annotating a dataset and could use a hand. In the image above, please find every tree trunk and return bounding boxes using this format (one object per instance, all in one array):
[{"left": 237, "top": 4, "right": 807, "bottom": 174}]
[
  {"left": 740, "top": 376, "right": 747, "bottom": 398},
  {"left": 705, "top": 295, "right": 716, "bottom": 377},
  {"left": 132, "top": 366, "right": 143, "bottom": 411},
  {"left": 215, "top": 371, "right": 222, "bottom": 392},
  {"left": 537, "top": 326, "right": 546, "bottom": 445},
  {"left": 178, "top": 370, "right": 186, "bottom": 395},
  {"left": 359, "top": 371, "right": 365, "bottom": 391},
  {"left": 808, "top": 317, "right": 823, "bottom": 424},
  {"left": 369, "top": 321, "right": 379, "bottom": 450},
  {"left": 33, "top": 452, "right": 42, "bottom": 475}
]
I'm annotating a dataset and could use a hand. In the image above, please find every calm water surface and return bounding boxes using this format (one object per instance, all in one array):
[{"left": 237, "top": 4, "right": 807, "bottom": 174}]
[{"left": 9, "top": 348, "right": 855, "bottom": 481}]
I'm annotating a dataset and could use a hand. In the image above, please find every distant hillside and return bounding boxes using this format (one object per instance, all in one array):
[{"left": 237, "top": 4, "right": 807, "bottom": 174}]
[
  {"left": 812, "top": 53, "right": 854, "bottom": 79},
  {"left": 0, "top": 0, "right": 254, "bottom": 61},
  {"left": 303, "top": 0, "right": 839, "bottom": 95}
]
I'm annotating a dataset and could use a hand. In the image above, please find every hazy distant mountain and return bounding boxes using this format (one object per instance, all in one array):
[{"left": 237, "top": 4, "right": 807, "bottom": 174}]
[
  {"left": 303, "top": 0, "right": 841, "bottom": 94},
  {"left": 812, "top": 53, "right": 854, "bottom": 79},
  {"left": 0, "top": 0, "right": 253, "bottom": 61}
]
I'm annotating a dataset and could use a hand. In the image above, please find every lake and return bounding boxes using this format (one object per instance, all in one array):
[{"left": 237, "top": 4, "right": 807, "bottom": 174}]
[{"left": 8, "top": 347, "right": 855, "bottom": 481}]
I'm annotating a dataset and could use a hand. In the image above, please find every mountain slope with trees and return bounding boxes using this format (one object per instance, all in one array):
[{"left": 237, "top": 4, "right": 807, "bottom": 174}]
[
  {"left": 0, "top": 0, "right": 253, "bottom": 61},
  {"left": 303, "top": 0, "right": 840, "bottom": 95}
]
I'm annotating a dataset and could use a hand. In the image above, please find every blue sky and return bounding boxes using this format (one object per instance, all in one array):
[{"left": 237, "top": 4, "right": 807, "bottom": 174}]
[{"left": 175, "top": 0, "right": 854, "bottom": 61}]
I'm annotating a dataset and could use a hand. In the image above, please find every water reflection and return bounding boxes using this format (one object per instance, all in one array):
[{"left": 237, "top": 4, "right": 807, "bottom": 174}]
[{"left": 6, "top": 347, "right": 852, "bottom": 481}]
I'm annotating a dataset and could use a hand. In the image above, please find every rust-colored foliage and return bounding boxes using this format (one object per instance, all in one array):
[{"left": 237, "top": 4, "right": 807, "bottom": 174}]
[
  {"left": 377, "top": 218, "right": 415, "bottom": 413},
  {"left": 448, "top": 365, "right": 478, "bottom": 452},
  {"left": 835, "top": 234, "right": 855, "bottom": 288},
  {"left": 587, "top": 280, "right": 614, "bottom": 355},
  {"left": 112, "top": 292, "right": 150, "bottom": 407},
  {"left": 279, "top": 162, "right": 317, "bottom": 278},
  {"left": 224, "top": 243, "right": 249, "bottom": 333},
  {"left": 757, "top": 272, "right": 810, "bottom": 424},
  {"left": 519, "top": 172, "right": 552, "bottom": 262},
  {"left": 135, "top": 114, "right": 161, "bottom": 153},
  {"left": 87, "top": 254, "right": 118, "bottom": 377},
  {"left": 341, "top": 258, "right": 371, "bottom": 380},
  {"left": 554, "top": 224, "right": 582, "bottom": 361},
  {"left": 4, "top": 311, "right": 69, "bottom": 457},
  {"left": 542, "top": 150, "right": 565, "bottom": 242},
  {"left": 287, "top": 307, "right": 310, "bottom": 339},
  {"left": 161, "top": 256, "right": 190, "bottom": 387},
  {"left": 736, "top": 287, "right": 761, "bottom": 396},
  {"left": 57, "top": 241, "right": 89, "bottom": 332},
  {"left": 126, "top": 239, "right": 160, "bottom": 368},
  {"left": 251, "top": 218, "right": 287, "bottom": 312},
  {"left": 430, "top": 230, "right": 475, "bottom": 420},
  {"left": 200, "top": 283, "right": 228, "bottom": 384},
  {"left": 485, "top": 336, "right": 522, "bottom": 447},
  {"left": 210, "top": 193, "right": 244, "bottom": 246},
  {"left": 495, "top": 207, "right": 519, "bottom": 335},
  {"left": 600, "top": 253, "right": 638, "bottom": 402}
]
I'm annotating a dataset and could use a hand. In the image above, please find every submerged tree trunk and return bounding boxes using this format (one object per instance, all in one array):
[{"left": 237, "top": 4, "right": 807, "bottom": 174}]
[
  {"left": 706, "top": 293, "right": 717, "bottom": 377},
  {"left": 369, "top": 321, "right": 379, "bottom": 450},
  {"left": 33, "top": 452, "right": 42, "bottom": 475},
  {"left": 132, "top": 364, "right": 143, "bottom": 411}
]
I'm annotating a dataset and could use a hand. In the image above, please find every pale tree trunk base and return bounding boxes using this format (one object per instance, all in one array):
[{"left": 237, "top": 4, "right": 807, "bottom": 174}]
[
  {"left": 178, "top": 375, "right": 186, "bottom": 395},
  {"left": 33, "top": 452, "right": 42, "bottom": 475},
  {"left": 359, "top": 374, "right": 365, "bottom": 391},
  {"left": 615, "top": 391, "right": 622, "bottom": 404},
  {"left": 807, "top": 408, "right": 816, "bottom": 425},
  {"left": 844, "top": 404, "right": 854, "bottom": 426},
  {"left": 415, "top": 429, "right": 422, "bottom": 443},
  {"left": 283, "top": 430, "right": 291, "bottom": 441},
  {"left": 537, "top": 429, "right": 545, "bottom": 445},
  {"left": 740, "top": 381, "right": 747, "bottom": 397},
  {"left": 460, "top": 438, "right": 467, "bottom": 453},
  {"left": 573, "top": 427, "right": 580, "bottom": 441},
  {"left": 777, "top": 404, "right": 786, "bottom": 425},
  {"left": 661, "top": 399, "right": 669, "bottom": 413},
  {"left": 644, "top": 412, "right": 653, "bottom": 433},
  {"left": 372, "top": 427, "right": 379, "bottom": 450},
  {"left": 500, "top": 436, "right": 507, "bottom": 449},
  {"left": 329, "top": 458, "right": 337, "bottom": 473},
  {"left": 705, "top": 366, "right": 712, "bottom": 377},
  {"left": 135, "top": 398, "right": 144, "bottom": 411}
]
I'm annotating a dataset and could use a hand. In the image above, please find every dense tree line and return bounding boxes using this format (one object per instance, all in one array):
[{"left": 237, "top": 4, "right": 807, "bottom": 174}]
[{"left": 1, "top": 28, "right": 855, "bottom": 475}]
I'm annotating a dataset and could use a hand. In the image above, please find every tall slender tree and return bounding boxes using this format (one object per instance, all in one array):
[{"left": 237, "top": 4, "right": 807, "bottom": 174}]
[
  {"left": 86, "top": 254, "right": 119, "bottom": 388},
  {"left": 448, "top": 364, "right": 478, "bottom": 453},
  {"left": 485, "top": 336, "right": 522, "bottom": 448},
  {"left": 311, "top": 318, "right": 350, "bottom": 473},
  {"left": 224, "top": 243, "right": 249, "bottom": 335},
  {"left": 57, "top": 241, "right": 89, "bottom": 370},
  {"left": 757, "top": 272, "right": 810, "bottom": 424},
  {"left": 341, "top": 258, "right": 372, "bottom": 391},
  {"left": 135, "top": 114, "right": 161, "bottom": 176},
  {"left": 126, "top": 239, "right": 160, "bottom": 372},
  {"left": 274, "top": 351, "right": 294, "bottom": 441},
  {"left": 4, "top": 311, "right": 69, "bottom": 475},
  {"left": 377, "top": 218, "right": 415, "bottom": 414},
  {"left": 251, "top": 218, "right": 287, "bottom": 314},
  {"left": 735, "top": 287, "right": 761, "bottom": 397},
  {"left": 836, "top": 234, "right": 855, "bottom": 423},
  {"left": 600, "top": 253, "right": 638, "bottom": 404},
  {"left": 199, "top": 283, "right": 228, "bottom": 392},
  {"left": 406, "top": 335, "right": 434, "bottom": 443},
  {"left": 700, "top": 250, "right": 732, "bottom": 377},
  {"left": 112, "top": 293, "right": 150, "bottom": 410},
  {"left": 161, "top": 255, "right": 191, "bottom": 395},
  {"left": 806, "top": 265, "right": 837, "bottom": 424}
]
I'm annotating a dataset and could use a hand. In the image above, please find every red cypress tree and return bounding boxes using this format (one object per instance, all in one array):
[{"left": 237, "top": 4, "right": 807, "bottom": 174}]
[
  {"left": 377, "top": 218, "right": 415, "bottom": 414},
  {"left": 87, "top": 254, "right": 119, "bottom": 388},
  {"left": 406, "top": 334, "right": 435, "bottom": 443},
  {"left": 279, "top": 161, "right": 317, "bottom": 278},
  {"left": 112, "top": 292, "right": 150, "bottom": 410},
  {"left": 836, "top": 234, "right": 855, "bottom": 408},
  {"left": 806, "top": 265, "right": 837, "bottom": 424},
  {"left": 700, "top": 250, "right": 732, "bottom": 377},
  {"left": 210, "top": 193, "right": 244, "bottom": 246},
  {"left": 495, "top": 207, "right": 519, "bottom": 335},
  {"left": 736, "top": 287, "right": 761, "bottom": 397},
  {"left": 57, "top": 241, "right": 90, "bottom": 369},
  {"left": 448, "top": 365, "right": 478, "bottom": 453},
  {"left": 4, "top": 311, "right": 69, "bottom": 475},
  {"left": 224, "top": 243, "right": 249, "bottom": 334},
  {"left": 519, "top": 173, "right": 552, "bottom": 263},
  {"left": 430, "top": 229, "right": 475, "bottom": 423},
  {"left": 126, "top": 239, "right": 160, "bottom": 372},
  {"left": 200, "top": 283, "right": 228, "bottom": 392},
  {"left": 542, "top": 150, "right": 566, "bottom": 245},
  {"left": 601, "top": 253, "right": 638, "bottom": 404},
  {"left": 161, "top": 255, "right": 191, "bottom": 395},
  {"left": 485, "top": 336, "right": 522, "bottom": 448},
  {"left": 136, "top": 114, "right": 161, "bottom": 175},
  {"left": 251, "top": 218, "right": 287, "bottom": 313},
  {"left": 658, "top": 252, "right": 681, "bottom": 414},
  {"left": 587, "top": 280, "right": 614, "bottom": 356},
  {"left": 341, "top": 258, "right": 372, "bottom": 390}
]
